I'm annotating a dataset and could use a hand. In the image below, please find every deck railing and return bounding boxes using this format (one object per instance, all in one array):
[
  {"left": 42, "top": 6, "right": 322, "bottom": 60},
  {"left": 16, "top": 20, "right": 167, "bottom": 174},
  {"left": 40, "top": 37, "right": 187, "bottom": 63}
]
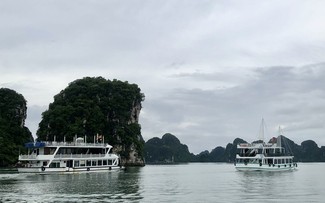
[
  {"left": 19, "top": 155, "right": 37, "bottom": 160},
  {"left": 45, "top": 142, "right": 108, "bottom": 147}
]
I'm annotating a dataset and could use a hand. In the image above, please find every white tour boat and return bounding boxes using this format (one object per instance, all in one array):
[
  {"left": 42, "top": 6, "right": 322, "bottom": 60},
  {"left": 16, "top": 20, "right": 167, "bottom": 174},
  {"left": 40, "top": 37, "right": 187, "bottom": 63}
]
[
  {"left": 234, "top": 135, "right": 297, "bottom": 171},
  {"left": 235, "top": 120, "right": 297, "bottom": 171},
  {"left": 18, "top": 137, "right": 122, "bottom": 173}
]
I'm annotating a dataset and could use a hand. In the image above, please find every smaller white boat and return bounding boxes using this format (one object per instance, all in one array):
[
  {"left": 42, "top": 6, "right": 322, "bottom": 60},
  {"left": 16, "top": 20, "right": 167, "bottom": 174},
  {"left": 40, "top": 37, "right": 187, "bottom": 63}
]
[
  {"left": 18, "top": 136, "right": 122, "bottom": 173},
  {"left": 235, "top": 120, "right": 297, "bottom": 171},
  {"left": 234, "top": 136, "right": 297, "bottom": 171}
]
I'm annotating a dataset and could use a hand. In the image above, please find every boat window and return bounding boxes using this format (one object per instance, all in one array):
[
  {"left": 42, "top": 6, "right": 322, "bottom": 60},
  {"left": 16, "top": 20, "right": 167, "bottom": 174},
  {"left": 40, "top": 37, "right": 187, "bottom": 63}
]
[
  {"left": 103, "top": 160, "right": 107, "bottom": 165},
  {"left": 98, "top": 160, "right": 102, "bottom": 166},
  {"left": 80, "top": 160, "right": 85, "bottom": 167},
  {"left": 107, "top": 160, "right": 113, "bottom": 165},
  {"left": 86, "top": 160, "right": 91, "bottom": 166},
  {"left": 44, "top": 147, "right": 57, "bottom": 155},
  {"left": 49, "top": 162, "right": 60, "bottom": 168},
  {"left": 92, "top": 160, "right": 97, "bottom": 166},
  {"left": 275, "top": 148, "right": 281, "bottom": 155},
  {"left": 74, "top": 161, "right": 79, "bottom": 167}
]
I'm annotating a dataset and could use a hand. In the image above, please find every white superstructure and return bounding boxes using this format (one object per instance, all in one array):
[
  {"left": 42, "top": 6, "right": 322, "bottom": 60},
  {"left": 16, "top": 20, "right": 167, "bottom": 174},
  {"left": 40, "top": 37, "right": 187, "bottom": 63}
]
[{"left": 18, "top": 137, "right": 122, "bottom": 173}]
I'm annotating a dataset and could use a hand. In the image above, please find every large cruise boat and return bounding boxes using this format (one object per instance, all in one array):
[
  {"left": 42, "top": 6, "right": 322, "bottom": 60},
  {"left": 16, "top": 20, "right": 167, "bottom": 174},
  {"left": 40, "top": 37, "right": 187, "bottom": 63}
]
[{"left": 18, "top": 137, "right": 122, "bottom": 173}]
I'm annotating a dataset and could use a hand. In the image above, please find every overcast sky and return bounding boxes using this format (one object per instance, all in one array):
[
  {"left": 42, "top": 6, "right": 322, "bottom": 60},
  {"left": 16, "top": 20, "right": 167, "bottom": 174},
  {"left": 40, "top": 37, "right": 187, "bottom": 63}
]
[{"left": 1, "top": 0, "right": 325, "bottom": 153}]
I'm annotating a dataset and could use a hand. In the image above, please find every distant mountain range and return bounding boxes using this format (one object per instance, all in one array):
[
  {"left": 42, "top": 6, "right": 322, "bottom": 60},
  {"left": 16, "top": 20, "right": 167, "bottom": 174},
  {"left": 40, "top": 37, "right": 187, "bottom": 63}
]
[{"left": 144, "top": 133, "right": 325, "bottom": 163}]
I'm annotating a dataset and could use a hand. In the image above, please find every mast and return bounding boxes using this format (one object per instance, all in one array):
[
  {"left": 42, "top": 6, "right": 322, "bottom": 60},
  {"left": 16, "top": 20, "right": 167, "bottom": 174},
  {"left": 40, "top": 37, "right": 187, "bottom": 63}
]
[
  {"left": 258, "top": 118, "right": 265, "bottom": 142},
  {"left": 277, "top": 126, "right": 282, "bottom": 153}
]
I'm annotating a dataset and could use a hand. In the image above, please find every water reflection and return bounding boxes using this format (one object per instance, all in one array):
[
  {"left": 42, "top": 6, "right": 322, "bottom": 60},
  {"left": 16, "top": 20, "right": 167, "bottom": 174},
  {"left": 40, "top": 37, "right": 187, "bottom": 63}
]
[
  {"left": 0, "top": 168, "right": 143, "bottom": 202},
  {"left": 235, "top": 170, "right": 302, "bottom": 202}
]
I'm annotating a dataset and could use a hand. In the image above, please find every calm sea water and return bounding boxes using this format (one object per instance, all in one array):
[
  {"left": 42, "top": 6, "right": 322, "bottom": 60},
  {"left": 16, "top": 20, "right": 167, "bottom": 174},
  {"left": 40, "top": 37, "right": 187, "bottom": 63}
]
[{"left": 1, "top": 163, "right": 324, "bottom": 202}]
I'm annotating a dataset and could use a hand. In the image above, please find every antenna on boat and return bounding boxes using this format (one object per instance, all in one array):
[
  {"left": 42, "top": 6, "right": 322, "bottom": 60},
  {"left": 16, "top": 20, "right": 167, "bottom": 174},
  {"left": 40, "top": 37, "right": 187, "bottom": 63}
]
[
  {"left": 277, "top": 126, "right": 282, "bottom": 147},
  {"left": 277, "top": 126, "right": 287, "bottom": 154}
]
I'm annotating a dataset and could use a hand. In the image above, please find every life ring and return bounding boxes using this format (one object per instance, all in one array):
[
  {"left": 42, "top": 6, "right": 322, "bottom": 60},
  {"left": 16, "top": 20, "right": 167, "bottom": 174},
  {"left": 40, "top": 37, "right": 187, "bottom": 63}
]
[
  {"left": 87, "top": 168, "right": 90, "bottom": 171},
  {"left": 41, "top": 166, "right": 45, "bottom": 171}
]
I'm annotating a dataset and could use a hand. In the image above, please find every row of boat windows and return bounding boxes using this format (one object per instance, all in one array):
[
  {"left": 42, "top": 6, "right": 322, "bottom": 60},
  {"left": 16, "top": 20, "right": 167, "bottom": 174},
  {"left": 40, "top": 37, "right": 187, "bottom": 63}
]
[
  {"left": 39, "top": 147, "right": 108, "bottom": 155},
  {"left": 58, "top": 148, "right": 107, "bottom": 155},
  {"left": 49, "top": 159, "right": 114, "bottom": 168},
  {"left": 237, "top": 148, "right": 286, "bottom": 157},
  {"left": 74, "top": 159, "right": 114, "bottom": 167},
  {"left": 236, "top": 158, "right": 293, "bottom": 164},
  {"left": 49, "top": 159, "right": 113, "bottom": 168}
]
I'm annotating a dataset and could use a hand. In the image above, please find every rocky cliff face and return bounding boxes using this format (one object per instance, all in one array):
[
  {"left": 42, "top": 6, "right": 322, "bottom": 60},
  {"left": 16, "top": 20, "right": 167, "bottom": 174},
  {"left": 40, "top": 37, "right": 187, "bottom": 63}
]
[
  {"left": 113, "top": 99, "right": 145, "bottom": 166},
  {"left": 126, "top": 101, "right": 145, "bottom": 166}
]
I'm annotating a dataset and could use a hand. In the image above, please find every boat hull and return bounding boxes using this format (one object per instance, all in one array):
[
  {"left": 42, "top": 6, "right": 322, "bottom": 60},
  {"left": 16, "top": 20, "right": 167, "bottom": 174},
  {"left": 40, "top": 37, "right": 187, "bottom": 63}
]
[
  {"left": 235, "top": 164, "right": 296, "bottom": 172},
  {"left": 17, "top": 166, "right": 122, "bottom": 174}
]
